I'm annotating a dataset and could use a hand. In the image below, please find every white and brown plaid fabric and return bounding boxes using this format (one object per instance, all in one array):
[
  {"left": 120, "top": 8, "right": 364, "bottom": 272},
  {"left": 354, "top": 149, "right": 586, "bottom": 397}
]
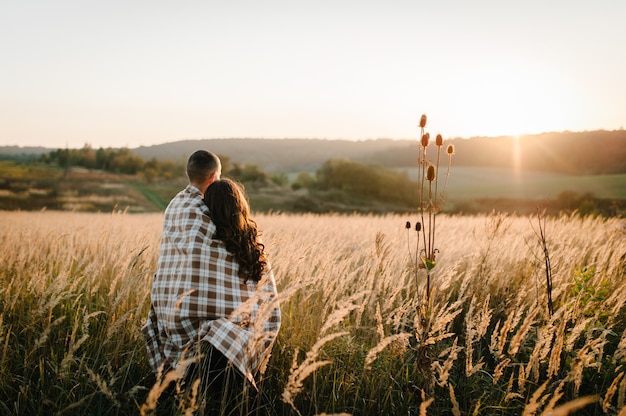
[{"left": 142, "top": 184, "right": 281, "bottom": 382}]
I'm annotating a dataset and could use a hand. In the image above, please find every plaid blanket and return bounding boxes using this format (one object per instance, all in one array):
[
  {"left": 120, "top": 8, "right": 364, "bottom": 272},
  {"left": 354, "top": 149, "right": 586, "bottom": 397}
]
[{"left": 142, "top": 185, "right": 281, "bottom": 382}]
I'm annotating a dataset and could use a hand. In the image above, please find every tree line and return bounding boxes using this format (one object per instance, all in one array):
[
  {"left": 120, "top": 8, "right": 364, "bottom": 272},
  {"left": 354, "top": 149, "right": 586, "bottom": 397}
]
[
  {"left": 39, "top": 145, "right": 418, "bottom": 207},
  {"left": 41, "top": 145, "right": 180, "bottom": 178}
]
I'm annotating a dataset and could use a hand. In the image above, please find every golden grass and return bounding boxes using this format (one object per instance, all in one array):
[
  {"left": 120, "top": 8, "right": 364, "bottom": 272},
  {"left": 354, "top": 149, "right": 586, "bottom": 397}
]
[{"left": 0, "top": 210, "right": 624, "bottom": 415}]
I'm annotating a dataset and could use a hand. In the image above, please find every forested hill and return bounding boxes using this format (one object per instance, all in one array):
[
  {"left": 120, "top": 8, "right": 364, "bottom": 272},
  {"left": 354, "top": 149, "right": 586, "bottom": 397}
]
[
  {"left": 132, "top": 130, "right": 626, "bottom": 175},
  {"left": 132, "top": 138, "right": 410, "bottom": 172},
  {"left": 371, "top": 130, "right": 626, "bottom": 175},
  {"left": 2, "top": 130, "right": 624, "bottom": 175}
]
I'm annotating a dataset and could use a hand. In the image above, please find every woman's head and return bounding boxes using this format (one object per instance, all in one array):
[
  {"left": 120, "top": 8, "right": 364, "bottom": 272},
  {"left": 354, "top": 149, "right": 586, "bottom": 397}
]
[
  {"left": 204, "top": 178, "right": 266, "bottom": 282},
  {"left": 204, "top": 178, "right": 249, "bottom": 232}
]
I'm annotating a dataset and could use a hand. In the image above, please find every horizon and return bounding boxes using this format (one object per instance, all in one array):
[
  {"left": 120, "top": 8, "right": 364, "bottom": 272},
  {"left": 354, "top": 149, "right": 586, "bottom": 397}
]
[
  {"left": 2, "top": 1, "right": 625, "bottom": 149},
  {"left": 3, "top": 128, "right": 625, "bottom": 152}
]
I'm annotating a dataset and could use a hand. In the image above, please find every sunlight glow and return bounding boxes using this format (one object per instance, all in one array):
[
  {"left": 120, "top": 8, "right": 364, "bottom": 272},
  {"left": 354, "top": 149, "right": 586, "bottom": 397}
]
[
  {"left": 1, "top": 2, "right": 625, "bottom": 148},
  {"left": 447, "top": 60, "right": 570, "bottom": 138},
  {"left": 512, "top": 135, "right": 522, "bottom": 180}
]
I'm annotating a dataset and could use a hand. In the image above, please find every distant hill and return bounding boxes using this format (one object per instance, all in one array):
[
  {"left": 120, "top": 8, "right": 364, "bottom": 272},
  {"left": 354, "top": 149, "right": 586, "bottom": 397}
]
[
  {"left": 371, "top": 130, "right": 626, "bottom": 175},
  {"left": 2, "top": 130, "right": 624, "bottom": 175},
  {"left": 130, "top": 130, "right": 626, "bottom": 174},
  {"left": 131, "top": 138, "right": 412, "bottom": 173},
  {"left": 0, "top": 145, "right": 49, "bottom": 162}
]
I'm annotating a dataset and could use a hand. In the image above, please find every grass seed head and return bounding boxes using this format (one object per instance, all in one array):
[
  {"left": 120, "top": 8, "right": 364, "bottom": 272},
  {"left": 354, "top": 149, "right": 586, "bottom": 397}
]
[
  {"left": 436, "top": 134, "right": 443, "bottom": 147},
  {"left": 447, "top": 144, "right": 455, "bottom": 155},
  {"left": 421, "top": 133, "right": 430, "bottom": 148}
]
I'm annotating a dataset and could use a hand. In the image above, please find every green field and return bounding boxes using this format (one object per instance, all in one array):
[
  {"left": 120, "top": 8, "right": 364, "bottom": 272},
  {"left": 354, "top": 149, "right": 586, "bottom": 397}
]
[
  {"left": 1, "top": 161, "right": 624, "bottom": 215},
  {"left": 398, "top": 166, "right": 626, "bottom": 200}
]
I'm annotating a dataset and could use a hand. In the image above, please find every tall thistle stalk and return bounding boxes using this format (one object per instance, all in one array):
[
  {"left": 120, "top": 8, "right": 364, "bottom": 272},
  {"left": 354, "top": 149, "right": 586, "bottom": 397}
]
[{"left": 406, "top": 114, "right": 455, "bottom": 305}]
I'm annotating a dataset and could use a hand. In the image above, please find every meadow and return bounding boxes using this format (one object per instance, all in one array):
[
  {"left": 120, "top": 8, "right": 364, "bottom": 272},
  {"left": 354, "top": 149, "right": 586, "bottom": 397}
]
[
  {"left": 400, "top": 166, "right": 626, "bottom": 200},
  {"left": 0, "top": 210, "right": 625, "bottom": 415}
]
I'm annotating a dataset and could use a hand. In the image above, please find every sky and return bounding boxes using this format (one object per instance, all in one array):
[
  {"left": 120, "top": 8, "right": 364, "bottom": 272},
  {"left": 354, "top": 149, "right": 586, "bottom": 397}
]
[{"left": 1, "top": 0, "right": 625, "bottom": 149}]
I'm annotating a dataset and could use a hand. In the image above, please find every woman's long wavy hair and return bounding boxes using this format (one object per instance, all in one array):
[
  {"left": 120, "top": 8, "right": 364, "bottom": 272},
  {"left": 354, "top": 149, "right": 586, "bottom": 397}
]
[{"left": 203, "top": 178, "right": 267, "bottom": 283}]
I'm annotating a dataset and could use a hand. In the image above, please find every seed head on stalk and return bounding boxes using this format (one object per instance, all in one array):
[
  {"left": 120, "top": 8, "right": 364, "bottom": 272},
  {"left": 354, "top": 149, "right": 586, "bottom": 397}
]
[
  {"left": 405, "top": 220, "right": 423, "bottom": 297},
  {"left": 419, "top": 114, "right": 427, "bottom": 128},
  {"left": 426, "top": 164, "right": 436, "bottom": 182},
  {"left": 442, "top": 144, "right": 455, "bottom": 197}
]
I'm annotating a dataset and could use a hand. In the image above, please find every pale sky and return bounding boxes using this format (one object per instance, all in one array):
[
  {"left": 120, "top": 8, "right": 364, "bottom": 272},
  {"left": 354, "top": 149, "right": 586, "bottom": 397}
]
[{"left": 1, "top": 0, "right": 624, "bottom": 149}]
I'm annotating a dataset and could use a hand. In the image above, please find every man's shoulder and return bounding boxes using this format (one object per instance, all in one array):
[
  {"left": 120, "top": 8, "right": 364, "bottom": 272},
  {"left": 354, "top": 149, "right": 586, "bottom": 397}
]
[
  {"left": 163, "top": 188, "right": 213, "bottom": 233},
  {"left": 164, "top": 188, "right": 189, "bottom": 210},
  {"left": 165, "top": 186, "right": 206, "bottom": 213}
]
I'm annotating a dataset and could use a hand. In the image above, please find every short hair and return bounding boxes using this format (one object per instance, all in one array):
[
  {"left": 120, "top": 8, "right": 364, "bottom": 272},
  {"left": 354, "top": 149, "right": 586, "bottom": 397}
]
[{"left": 186, "top": 150, "right": 220, "bottom": 183}]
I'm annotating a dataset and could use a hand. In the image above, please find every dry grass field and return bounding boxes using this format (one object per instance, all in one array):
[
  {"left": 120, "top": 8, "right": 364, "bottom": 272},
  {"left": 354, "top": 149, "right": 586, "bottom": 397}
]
[{"left": 0, "top": 210, "right": 624, "bottom": 415}]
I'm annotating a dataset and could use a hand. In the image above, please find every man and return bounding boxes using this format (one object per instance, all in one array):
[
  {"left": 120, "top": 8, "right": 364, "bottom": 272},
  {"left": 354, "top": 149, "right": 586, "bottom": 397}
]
[{"left": 142, "top": 150, "right": 222, "bottom": 376}]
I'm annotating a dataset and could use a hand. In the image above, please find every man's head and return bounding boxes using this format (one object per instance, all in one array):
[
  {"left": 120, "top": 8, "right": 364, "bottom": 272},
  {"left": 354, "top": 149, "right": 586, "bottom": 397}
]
[{"left": 186, "top": 150, "right": 221, "bottom": 193}]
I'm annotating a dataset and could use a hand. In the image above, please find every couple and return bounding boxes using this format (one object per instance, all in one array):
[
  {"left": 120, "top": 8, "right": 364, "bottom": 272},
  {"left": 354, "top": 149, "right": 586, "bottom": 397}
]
[{"left": 142, "top": 150, "right": 281, "bottom": 413}]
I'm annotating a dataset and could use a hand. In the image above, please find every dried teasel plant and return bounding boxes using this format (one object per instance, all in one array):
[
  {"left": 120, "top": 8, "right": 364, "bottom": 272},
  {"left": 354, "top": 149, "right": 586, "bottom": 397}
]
[{"left": 405, "top": 114, "right": 455, "bottom": 304}]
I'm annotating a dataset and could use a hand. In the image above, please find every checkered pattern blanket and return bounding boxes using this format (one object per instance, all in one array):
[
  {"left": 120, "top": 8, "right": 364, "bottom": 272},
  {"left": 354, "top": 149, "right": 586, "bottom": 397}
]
[{"left": 142, "top": 185, "right": 281, "bottom": 382}]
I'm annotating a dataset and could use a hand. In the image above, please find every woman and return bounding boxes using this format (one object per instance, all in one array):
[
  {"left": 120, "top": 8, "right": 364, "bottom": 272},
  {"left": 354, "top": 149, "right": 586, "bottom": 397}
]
[{"left": 181, "top": 178, "right": 281, "bottom": 414}]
